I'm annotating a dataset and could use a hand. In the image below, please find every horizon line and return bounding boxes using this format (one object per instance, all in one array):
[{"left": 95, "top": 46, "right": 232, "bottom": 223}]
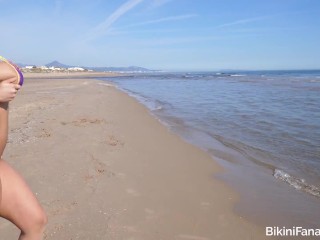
[{"left": 15, "top": 60, "right": 320, "bottom": 73}]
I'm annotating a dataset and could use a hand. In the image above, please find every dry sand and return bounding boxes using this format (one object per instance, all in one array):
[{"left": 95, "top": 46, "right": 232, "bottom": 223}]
[
  {"left": 0, "top": 78, "right": 271, "bottom": 239},
  {"left": 23, "top": 71, "right": 124, "bottom": 79}
]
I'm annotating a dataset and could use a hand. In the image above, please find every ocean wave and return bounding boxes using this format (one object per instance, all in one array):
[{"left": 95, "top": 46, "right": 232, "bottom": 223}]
[
  {"left": 273, "top": 169, "right": 320, "bottom": 198},
  {"left": 114, "top": 85, "right": 168, "bottom": 112},
  {"left": 231, "top": 74, "right": 246, "bottom": 77},
  {"left": 131, "top": 94, "right": 165, "bottom": 111},
  {"left": 153, "top": 105, "right": 163, "bottom": 111},
  {"left": 308, "top": 79, "right": 320, "bottom": 82}
]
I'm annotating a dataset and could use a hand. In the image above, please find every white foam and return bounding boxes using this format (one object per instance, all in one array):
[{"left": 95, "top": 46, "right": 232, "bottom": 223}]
[
  {"left": 231, "top": 74, "right": 246, "bottom": 77},
  {"left": 274, "top": 169, "right": 320, "bottom": 197}
]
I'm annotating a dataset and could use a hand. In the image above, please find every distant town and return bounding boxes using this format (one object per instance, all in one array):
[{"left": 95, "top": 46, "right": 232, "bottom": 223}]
[
  {"left": 20, "top": 61, "right": 156, "bottom": 73},
  {"left": 21, "top": 65, "right": 92, "bottom": 73}
]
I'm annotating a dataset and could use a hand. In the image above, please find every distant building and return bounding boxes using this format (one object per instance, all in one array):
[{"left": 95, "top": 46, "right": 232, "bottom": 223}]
[
  {"left": 25, "top": 65, "right": 36, "bottom": 69},
  {"left": 49, "top": 66, "right": 61, "bottom": 71},
  {"left": 68, "top": 67, "right": 85, "bottom": 71},
  {"left": 22, "top": 64, "right": 89, "bottom": 73}
]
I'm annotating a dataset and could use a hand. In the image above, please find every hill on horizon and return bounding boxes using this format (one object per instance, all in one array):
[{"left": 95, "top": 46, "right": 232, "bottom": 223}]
[{"left": 45, "top": 60, "right": 74, "bottom": 69}]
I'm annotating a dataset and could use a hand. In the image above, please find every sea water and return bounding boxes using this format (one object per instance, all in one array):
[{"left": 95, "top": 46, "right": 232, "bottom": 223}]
[{"left": 100, "top": 70, "right": 320, "bottom": 227}]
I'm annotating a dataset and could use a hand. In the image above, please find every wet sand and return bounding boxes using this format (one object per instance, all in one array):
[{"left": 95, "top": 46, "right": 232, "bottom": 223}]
[{"left": 0, "top": 78, "right": 270, "bottom": 239}]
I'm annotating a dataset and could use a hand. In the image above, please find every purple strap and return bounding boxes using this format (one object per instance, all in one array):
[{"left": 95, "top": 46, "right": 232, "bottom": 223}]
[{"left": 16, "top": 67, "right": 24, "bottom": 86}]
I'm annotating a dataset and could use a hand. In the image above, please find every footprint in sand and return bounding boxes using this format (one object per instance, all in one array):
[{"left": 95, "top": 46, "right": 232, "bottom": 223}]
[
  {"left": 83, "top": 173, "right": 95, "bottom": 183},
  {"left": 60, "top": 118, "right": 106, "bottom": 127},
  {"left": 90, "top": 155, "right": 107, "bottom": 175},
  {"left": 83, "top": 154, "right": 116, "bottom": 184},
  {"left": 106, "top": 135, "right": 124, "bottom": 147},
  {"left": 46, "top": 200, "right": 78, "bottom": 217},
  {"left": 37, "top": 128, "right": 51, "bottom": 138},
  {"left": 44, "top": 223, "right": 65, "bottom": 239}
]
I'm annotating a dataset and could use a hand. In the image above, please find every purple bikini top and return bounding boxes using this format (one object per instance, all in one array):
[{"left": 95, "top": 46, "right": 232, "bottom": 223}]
[{"left": 0, "top": 56, "right": 24, "bottom": 86}]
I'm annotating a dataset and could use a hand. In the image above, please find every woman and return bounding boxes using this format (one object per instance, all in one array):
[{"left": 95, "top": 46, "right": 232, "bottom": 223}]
[{"left": 0, "top": 57, "right": 47, "bottom": 240}]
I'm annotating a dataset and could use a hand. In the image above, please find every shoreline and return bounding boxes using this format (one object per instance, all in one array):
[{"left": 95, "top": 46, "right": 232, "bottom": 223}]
[
  {"left": 1, "top": 77, "right": 270, "bottom": 239},
  {"left": 106, "top": 75, "right": 320, "bottom": 231}
]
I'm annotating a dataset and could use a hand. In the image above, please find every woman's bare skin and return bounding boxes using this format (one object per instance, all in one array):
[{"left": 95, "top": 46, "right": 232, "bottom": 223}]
[{"left": 0, "top": 60, "right": 47, "bottom": 240}]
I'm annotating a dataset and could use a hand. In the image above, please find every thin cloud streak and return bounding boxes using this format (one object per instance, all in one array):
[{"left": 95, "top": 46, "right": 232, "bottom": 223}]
[
  {"left": 84, "top": 0, "right": 144, "bottom": 42},
  {"left": 106, "top": 28, "right": 181, "bottom": 36},
  {"left": 216, "top": 16, "right": 270, "bottom": 28},
  {"left": 132, "top": 35, "right": 222, "bottom": 46},
  {"left": 125, "top": 14, "right": 197, "bottom": 28}
]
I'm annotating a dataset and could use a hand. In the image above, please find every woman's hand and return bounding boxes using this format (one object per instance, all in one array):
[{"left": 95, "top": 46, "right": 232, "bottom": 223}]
[{"left": 0, "top": 78, "right": 21, "bottom": 102}]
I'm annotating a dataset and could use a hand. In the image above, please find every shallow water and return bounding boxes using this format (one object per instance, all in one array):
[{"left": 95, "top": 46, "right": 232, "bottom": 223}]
[{"left": 100, "top": 70, "right": 320, "bottom": 227}]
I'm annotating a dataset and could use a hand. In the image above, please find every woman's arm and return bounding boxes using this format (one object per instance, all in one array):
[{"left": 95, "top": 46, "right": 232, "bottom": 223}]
[
  {"left": 0, "top": 102, "right": 8, "bottom": 156},
  {"left": 0, "top": 62, "right": 21, "bottom": 103},
  {"left": 0, "top": 60, "right": 20, "bottom": 156}
]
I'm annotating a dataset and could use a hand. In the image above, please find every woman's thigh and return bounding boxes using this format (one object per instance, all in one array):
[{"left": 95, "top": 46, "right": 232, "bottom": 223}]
[{"left": 0, "top": 159, "right": 45, "bottom": 231}]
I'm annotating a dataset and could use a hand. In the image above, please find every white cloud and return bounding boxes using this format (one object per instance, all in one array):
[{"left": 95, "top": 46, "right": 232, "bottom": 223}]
[{"left": 84, "top": 0, "right": 144, "bottom": 41}]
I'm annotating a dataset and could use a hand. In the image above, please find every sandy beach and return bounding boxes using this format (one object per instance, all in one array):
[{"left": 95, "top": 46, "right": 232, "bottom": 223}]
[
  {"left": 0, "top": 77, "right": 270, "bottom": 239},
  {"left": 23, "top": 71, "right": 124, "bottom": 79}
]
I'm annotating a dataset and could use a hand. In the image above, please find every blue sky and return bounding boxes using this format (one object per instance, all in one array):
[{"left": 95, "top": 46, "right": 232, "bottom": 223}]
[{"left": 1, "top": 0, "right": 319, "bottom": 71}]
